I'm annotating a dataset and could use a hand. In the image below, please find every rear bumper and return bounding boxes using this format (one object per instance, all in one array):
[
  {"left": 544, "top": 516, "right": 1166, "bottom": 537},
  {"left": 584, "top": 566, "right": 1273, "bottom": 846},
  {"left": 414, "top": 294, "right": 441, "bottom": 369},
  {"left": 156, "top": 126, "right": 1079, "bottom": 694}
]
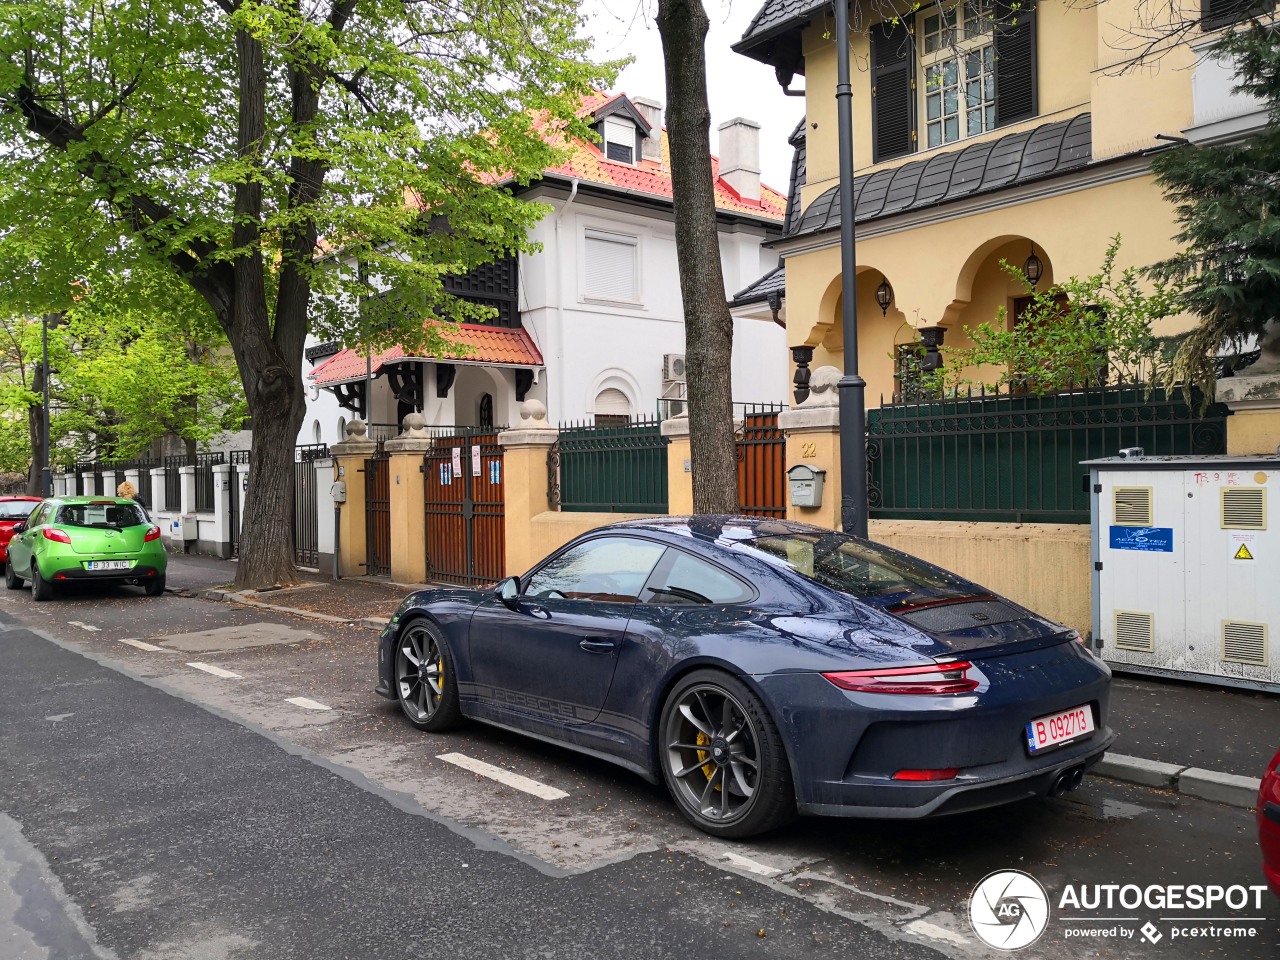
[
  {"left": 46, "top": 564, "right": 164, "bottom": 582},
  {"left": 796, "top": 734, "right": 1113, "bottom": 818}
]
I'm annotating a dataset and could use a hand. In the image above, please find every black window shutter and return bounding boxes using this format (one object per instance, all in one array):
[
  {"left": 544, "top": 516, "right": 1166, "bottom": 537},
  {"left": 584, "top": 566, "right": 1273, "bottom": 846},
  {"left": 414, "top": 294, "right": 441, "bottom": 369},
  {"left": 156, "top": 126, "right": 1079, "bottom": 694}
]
[
  {"left": 871, "top": 20, "right": 916, "bottom": 163},
  {"left": 1201, "top": 0, "right": 1275, "bottom": 30},
  {"left": 993, "top": 0, "right": 1038, "bottom": 128}
]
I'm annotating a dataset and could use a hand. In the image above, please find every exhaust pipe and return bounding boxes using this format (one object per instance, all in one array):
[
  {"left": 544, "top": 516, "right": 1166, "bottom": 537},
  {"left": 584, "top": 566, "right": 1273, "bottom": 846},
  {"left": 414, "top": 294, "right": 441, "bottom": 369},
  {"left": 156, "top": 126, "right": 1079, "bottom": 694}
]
[{"left": 1049, "top": 765, "right": 1087, "bottom": 797}]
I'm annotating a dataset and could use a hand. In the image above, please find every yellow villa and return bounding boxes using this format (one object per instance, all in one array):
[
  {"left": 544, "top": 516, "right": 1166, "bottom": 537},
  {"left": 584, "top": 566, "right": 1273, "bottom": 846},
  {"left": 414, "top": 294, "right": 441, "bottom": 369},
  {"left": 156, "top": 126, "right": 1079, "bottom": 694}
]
[{"left": 730, "top": 0, "right": 1270, "bottom": 402}]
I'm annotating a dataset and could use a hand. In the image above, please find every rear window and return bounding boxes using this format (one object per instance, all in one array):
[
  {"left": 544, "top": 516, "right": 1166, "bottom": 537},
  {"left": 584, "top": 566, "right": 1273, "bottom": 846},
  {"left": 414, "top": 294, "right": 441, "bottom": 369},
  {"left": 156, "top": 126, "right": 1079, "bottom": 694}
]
[
  {"left": 0, "top": 501, "right": 36, "bottom": 520},
  {"left": 734, "top": 532, "right": 978, "bottom": 608},
  {"left": 54, "top": 503, "right": 149, "bottom": 529}
]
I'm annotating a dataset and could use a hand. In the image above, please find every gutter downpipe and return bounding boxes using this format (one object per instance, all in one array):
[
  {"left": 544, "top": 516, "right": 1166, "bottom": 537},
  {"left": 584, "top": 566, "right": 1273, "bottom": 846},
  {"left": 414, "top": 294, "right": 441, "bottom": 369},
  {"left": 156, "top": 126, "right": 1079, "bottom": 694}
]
[
  {"left": 834, "top": 0, "right": 869, "bottom": 537},
  {"left": 552, "top": 178, "right": 579, "bottom": 422}
]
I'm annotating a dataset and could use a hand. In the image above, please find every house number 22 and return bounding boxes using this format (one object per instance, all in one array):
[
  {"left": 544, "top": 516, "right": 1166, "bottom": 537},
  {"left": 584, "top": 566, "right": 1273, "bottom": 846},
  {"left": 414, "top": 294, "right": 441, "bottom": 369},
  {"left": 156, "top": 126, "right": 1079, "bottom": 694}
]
[{"left": 801, "top": 442, "right": 818, "bottom": 458}]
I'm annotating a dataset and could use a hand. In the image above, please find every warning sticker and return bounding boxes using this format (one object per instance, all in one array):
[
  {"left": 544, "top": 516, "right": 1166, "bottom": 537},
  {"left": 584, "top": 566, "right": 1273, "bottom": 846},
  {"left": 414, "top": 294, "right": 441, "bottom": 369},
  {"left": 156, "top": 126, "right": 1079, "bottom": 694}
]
[
  {"left": 1231, "top": 531, "right": 1257, "bottom": 563},
  {"left": 1234, "top": 542, "right": 1254, "bottom": 561}
]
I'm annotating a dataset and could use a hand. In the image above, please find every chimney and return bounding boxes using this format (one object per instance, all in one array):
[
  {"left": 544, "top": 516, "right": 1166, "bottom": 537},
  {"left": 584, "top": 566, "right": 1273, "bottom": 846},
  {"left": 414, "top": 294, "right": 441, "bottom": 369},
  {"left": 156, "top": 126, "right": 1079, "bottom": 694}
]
[
  {"left": 717, "top": 118, "right": 761, "bottom": 202},
  {"left": 632, "top": 96, "right": 664, "bottom": 164}
]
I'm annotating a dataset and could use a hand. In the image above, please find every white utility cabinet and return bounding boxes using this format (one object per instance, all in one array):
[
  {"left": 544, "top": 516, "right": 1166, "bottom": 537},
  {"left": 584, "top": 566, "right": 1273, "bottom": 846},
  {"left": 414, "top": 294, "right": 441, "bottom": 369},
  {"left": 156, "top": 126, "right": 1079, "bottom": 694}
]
[{"left": 1085, "top": 454, "right": 1279, "bottom": 693}]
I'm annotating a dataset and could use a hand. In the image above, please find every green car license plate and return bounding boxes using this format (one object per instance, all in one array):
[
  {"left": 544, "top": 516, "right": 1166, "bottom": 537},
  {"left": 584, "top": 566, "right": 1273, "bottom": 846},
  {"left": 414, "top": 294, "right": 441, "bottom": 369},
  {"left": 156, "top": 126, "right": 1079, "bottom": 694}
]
[{"left": 85, "top": 560, "right": 132, "bottom": 571}]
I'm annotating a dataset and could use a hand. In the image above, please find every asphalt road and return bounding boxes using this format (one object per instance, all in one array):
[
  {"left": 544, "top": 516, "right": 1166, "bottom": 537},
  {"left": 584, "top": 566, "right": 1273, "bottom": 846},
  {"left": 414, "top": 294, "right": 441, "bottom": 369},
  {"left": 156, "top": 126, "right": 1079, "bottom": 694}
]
[{"left": 0, "top": 576, "right": 1277, "bottom": 960}]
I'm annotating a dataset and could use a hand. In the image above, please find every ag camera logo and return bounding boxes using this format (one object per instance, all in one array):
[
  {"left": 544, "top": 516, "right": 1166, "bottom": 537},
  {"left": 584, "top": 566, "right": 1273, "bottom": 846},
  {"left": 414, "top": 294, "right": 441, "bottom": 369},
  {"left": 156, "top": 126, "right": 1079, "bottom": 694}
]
[{"left": 970, "top": 870, "right": 1050, "bottom": 950}]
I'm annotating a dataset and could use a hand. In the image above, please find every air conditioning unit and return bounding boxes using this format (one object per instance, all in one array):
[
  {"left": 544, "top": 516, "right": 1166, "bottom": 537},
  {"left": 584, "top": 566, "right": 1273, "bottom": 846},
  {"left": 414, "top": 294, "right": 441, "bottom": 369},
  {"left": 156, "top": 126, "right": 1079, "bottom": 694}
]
[
  {"left": 1087, "top": 453, "right": 1280, "bottom": 693},
  {"left": 662, "top": 354, "right": 686, "bottom": 382}
]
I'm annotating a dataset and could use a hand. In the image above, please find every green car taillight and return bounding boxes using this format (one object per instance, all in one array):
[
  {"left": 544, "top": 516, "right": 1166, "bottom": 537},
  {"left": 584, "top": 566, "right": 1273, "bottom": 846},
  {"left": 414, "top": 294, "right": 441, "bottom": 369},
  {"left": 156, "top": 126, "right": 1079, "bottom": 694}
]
[{"left": 42, "top": 528, "right": 72, "bottom": 544}]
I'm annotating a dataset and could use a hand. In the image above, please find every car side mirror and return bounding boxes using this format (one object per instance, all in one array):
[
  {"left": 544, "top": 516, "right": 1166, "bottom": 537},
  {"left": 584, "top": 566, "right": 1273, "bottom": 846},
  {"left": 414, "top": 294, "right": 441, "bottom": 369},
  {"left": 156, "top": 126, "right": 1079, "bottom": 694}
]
[
  {"left": 11, "top": 522, "right": 24, "bottom": 534},
  {"left": 497, "top": 576, "right": 520, "bottom": 608}
]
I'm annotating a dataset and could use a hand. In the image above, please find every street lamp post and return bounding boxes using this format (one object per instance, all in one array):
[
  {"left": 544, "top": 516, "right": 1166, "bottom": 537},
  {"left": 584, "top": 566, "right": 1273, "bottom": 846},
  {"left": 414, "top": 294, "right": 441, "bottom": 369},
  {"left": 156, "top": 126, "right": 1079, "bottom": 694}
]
[
  {"left": 834, "top": 0, "right": 869, "bottom": 538},
  {"left": 40, "top": 314, "right": 52, "bottom": 497}
]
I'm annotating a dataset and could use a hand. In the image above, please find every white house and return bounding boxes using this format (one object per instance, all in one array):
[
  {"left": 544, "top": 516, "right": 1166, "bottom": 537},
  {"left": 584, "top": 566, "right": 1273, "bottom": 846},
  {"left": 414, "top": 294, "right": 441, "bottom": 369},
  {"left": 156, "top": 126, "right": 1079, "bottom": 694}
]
[{"left": 300, "top": 92, "right": 789, "bottom": 444}]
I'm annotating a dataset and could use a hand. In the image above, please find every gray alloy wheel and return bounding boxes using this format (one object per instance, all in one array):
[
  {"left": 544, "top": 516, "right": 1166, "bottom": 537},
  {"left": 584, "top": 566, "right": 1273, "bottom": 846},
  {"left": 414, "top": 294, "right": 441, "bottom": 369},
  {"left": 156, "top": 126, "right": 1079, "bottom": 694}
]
[
  {"left": 394, "top": 619, "right": 462, "bottom": 732},
  {"left": 5, "top": 561, "right": 22, "bottom": 590},
  {"left": 659, "top": 670, "right": 795, "bottom": 839},
  {"left": 30, "top": 564, "right": 52, "bottom": 601}
]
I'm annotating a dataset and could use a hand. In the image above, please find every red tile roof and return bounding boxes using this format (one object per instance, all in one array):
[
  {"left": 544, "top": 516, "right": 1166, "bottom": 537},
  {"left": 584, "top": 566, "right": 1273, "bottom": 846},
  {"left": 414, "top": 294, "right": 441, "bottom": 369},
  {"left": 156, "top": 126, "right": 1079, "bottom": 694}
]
[
  {"left": 490, "top": 92, "right": 788, "bottom": 221},
  {"left": 310, "top": 322, "right": 543, "bottom": 386}
]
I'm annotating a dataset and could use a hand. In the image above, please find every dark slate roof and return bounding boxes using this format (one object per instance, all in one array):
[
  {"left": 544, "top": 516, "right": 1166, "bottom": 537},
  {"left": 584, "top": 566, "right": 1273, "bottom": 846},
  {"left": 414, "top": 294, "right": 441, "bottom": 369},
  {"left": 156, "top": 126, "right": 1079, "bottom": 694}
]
[
  {"left": 792, "top": 114, "right": 1093, "bottom": 237},
  {"left": 735, "top": 0, "right": 827, "bottom": 55},
  {"left": 784, "top": 117, "right": 807, "bottom": 235},
  {"left": 730, "top": 263, "right": 786, "bottom": 307}
]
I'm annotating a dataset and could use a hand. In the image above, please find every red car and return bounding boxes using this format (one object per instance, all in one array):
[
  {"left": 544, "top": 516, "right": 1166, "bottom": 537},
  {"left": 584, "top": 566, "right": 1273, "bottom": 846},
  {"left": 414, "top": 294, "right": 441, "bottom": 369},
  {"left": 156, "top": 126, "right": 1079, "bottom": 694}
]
[
  {"left": 1262, "top": 747, "right": 1280, "bottom": 897},
  {"left": 0, "top": 495, "right": 40, "bottom": 565}
]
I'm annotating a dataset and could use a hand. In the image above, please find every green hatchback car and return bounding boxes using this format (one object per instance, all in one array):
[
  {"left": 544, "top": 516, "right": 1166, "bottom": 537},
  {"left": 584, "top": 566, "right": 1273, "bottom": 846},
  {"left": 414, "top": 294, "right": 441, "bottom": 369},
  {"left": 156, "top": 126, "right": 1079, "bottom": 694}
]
[{"left": 4, "top": 496, "right": 167, "bottom": 600}]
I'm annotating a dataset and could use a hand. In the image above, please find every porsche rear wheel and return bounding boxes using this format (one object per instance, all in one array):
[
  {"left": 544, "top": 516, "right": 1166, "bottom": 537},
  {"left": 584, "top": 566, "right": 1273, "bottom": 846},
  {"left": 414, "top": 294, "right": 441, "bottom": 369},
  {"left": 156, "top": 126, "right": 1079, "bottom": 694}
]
[
  {"left": 394, "top": 618, "right": 462, "bottom": 732},
  {"left": 659, "top": 670, "right": 795, "bottom": 839}
]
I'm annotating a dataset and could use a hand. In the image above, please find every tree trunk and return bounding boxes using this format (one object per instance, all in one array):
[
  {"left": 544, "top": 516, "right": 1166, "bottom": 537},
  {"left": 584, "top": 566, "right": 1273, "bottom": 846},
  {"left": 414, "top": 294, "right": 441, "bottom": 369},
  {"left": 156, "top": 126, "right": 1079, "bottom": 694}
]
[
  {"left": 25, "top": 367, "right": 45, "bottom": 496},
  {"left": 656, "top": 0, "right": 738, "bottom": 515}
]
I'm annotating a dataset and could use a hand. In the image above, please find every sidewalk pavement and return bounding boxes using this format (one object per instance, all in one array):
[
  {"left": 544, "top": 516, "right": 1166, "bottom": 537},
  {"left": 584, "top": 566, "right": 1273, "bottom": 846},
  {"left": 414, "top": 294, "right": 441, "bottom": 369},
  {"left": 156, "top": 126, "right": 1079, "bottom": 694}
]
[{"left": 177, "top": 554, "right": 1274, "bottom": 811}]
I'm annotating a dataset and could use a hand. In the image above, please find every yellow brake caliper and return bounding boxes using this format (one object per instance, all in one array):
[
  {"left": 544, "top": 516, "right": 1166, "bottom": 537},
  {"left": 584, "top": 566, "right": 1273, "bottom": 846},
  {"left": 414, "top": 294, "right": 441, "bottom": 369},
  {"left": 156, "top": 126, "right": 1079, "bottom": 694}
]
[{"left": 695, "top": 730, "right": 721, "bottom": 791}]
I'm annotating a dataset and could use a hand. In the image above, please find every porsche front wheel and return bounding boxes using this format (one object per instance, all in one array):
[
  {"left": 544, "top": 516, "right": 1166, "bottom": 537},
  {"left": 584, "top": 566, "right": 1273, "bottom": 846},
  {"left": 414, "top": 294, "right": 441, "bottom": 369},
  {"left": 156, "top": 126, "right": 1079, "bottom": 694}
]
[{"left": 394, "top": 619, "right": 462, "bottom": 732}]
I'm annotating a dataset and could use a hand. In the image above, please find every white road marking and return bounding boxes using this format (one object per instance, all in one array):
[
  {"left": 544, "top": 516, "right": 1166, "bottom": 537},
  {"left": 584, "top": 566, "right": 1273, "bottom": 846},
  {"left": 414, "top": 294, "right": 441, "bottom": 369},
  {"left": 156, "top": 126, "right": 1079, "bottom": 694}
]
[
  {"left": 904, "top": 920, "right": 971, "bottom": 946},
  {"left": 721, "top": 852, "right": 781, "bottom": 877},
  {"left": 66, "top": 621, "right": 101, "bottom": 632},
  {"left": 186, "top": 662, "right": 241, "bottom": 679},
  {"left": 285, "top": 697, "right": 331, "bottom": 711},
  {"left": 437, "top": 752, "right": 568, "bottom": 801},
  {"left": 118, "top": 638, "right": 164, "bottom": 652}
]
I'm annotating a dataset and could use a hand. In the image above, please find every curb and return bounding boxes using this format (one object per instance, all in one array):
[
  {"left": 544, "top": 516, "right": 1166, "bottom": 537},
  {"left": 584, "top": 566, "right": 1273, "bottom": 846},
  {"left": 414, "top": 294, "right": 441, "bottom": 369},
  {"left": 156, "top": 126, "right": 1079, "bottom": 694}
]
[
  {"left": 1092, "top": 753, "right": 1260, "bottom": 809},
  {"left": 197, "top": 588, "right": 390, "bottom": 629}
]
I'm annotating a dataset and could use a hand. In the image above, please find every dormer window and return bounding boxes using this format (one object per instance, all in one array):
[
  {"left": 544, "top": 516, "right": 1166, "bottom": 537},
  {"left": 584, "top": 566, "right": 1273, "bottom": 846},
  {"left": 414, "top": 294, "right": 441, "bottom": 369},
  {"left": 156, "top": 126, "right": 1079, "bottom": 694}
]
[{"left": 603, "top": 116, "right": 637, "bottom": 164}]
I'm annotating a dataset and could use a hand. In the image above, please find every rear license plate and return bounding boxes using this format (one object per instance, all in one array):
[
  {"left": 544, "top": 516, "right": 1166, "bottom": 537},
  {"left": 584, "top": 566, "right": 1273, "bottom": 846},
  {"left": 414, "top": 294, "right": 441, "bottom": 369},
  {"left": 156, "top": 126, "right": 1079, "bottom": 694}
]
[
  {"left": 1026, "top": 704, "right": 1094, "bottom": 754},
  {"left": 85, "top": 560, "right": 132, "bottom": 571}
]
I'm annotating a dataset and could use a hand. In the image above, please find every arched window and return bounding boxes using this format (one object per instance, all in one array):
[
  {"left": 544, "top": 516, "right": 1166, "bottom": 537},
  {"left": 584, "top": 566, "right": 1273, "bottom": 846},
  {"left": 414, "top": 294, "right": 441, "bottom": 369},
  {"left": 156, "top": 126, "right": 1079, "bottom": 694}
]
[
  {"left": 479, "top": 393, "right": 494, "bottom": 429},
  {"left": 337, "top": 416, "right": 347, "bottom": 439},
  {"left": 312, "top": 420, "right": 322, "bottom": 444},
  {"left": 593, "top": 387, "right": 631, "bottom": 426}
]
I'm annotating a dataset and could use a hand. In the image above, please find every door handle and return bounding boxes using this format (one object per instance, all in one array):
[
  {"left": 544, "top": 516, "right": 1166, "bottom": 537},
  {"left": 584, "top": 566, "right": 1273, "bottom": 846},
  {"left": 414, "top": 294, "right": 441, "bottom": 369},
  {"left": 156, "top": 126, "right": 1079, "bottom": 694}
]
[{"left": 579, "top": 639, "right": 616, "bottom": 654}]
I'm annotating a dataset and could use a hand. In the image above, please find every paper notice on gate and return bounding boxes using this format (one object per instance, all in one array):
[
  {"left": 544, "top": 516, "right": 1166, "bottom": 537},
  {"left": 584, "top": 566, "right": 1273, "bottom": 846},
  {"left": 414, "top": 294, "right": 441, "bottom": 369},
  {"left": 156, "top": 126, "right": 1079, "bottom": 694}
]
[
  {"left": 471, "top": 445, "right": 481, "bottom": 477},
  {"left": 451, "top": 447, "right": 461, "bottom": 478}
]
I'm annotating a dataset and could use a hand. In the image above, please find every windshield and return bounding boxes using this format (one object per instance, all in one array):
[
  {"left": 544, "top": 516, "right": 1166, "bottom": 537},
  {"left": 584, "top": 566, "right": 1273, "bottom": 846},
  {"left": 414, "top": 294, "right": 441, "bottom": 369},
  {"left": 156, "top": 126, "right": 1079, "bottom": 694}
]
[
  {"left": 54, "top": 502, "right": 149, "bottom": 529},
  {"left": 734, "top": 532, "right": 982, "bottom": 608},
  {"left": 0, "top": 501, "right": 36, "bottom": 521}
]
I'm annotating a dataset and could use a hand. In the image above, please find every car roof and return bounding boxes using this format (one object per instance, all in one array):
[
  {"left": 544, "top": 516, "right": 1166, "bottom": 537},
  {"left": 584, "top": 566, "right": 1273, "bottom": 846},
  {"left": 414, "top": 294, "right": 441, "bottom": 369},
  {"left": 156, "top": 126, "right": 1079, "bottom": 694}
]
[
  {"left": 599, "top": 514, "right": 832, "bottom": 546},
  {"left": 48, "top": 496, "right": 138, "bottom": 505},
  {"left": 0, "top": 495, "right": 41, "bottom": 501}
]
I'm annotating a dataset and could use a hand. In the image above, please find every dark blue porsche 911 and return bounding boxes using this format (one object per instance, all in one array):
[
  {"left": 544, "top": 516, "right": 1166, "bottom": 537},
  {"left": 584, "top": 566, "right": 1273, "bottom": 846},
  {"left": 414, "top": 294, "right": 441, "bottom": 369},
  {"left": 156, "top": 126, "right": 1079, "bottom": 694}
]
[{"left": 376, "top": 516, "right": 1114, "bottom": 838}]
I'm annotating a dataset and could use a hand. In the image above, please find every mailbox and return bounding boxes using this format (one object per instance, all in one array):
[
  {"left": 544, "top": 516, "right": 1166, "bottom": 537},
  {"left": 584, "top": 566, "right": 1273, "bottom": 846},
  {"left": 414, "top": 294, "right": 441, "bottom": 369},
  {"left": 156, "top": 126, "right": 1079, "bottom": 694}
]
[{"left": 787, "top": 464, "right": 825, "bottom": 508}]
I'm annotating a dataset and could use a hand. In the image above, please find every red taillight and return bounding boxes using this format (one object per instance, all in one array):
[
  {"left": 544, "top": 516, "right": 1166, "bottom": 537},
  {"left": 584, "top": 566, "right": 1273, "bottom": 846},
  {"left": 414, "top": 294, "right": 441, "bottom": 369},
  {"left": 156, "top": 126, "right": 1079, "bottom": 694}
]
[
  {"left": 143, "top": 525, "right": 161, "bottom": 542},
  {"left": 42, "top": 528, "right": 72, "bottom": 544},
  {"left": 822, "top": 661, "right": 979, "bottom": 695},
  {"left": 893, "top": 768, "right": 960, "bottom": 781}
]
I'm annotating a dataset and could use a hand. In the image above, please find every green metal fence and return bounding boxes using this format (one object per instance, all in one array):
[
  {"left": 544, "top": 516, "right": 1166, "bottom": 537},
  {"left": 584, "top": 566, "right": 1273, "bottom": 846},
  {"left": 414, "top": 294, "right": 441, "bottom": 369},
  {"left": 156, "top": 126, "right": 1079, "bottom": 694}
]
[
  {"left": 551, "top": 418, "right": 669, "bottom": 513},
  {"left": 866, "top": 383, "right": 1229, "bottom": 524}
]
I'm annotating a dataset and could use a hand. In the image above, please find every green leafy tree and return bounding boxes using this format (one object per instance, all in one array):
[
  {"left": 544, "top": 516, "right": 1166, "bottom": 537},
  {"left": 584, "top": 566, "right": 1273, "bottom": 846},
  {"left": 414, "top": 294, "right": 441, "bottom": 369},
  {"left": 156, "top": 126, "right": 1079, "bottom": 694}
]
[
  {"left": 927, "top": 237, "right": 1180, "bottom": 395},
  {"left": 1, "top": 0, "right": 611, "bottom": 587},
  {"left": 1148, "top": 22, "right": 1280, "bottom": 393}
]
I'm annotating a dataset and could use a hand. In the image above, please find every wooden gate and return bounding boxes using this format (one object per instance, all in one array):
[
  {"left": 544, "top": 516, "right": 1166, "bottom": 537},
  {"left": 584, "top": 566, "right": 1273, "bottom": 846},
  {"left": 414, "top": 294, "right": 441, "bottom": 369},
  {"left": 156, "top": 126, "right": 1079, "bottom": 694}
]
[
  {"left": 422, "top": 431, "right": 505, "bottom": 586},
  {"left": 365, "top": 451, "right": 391, "bottom": 578},
  {"left": 736, "top": 407, "right": 786, "bottom": 518}
]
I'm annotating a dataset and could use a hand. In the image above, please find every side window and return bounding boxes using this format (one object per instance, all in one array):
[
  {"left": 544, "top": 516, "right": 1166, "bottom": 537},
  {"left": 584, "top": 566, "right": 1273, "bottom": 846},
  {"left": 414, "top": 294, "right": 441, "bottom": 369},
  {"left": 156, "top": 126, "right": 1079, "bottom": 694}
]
[
  {"left": 525, "top": 537, "right": 666, "bottom": 603},
  {"left": 641, "top": 549, "right": 756, "bottom": 606},
  {"left": 27, "top": 504, "right": 47, "bottom": 527}
]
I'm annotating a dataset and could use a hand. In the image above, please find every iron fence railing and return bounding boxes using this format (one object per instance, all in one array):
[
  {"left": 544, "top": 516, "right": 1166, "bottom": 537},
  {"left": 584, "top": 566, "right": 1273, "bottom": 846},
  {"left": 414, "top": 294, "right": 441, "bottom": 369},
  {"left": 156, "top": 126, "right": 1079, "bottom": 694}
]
[
  {"left": 106, "top": 457, "right": 161, "bottom": 506},
  {"left": 551, "top": 418, "right": 668, "bottom": 513},
  {"left": 162, "top": 456, "right": 185, "bottom": 510},
  {"left": 194, "top": 453, "right": 224, "bottom": 513},
  {"left": 295, "top": 443, "right": 330, "bottom": 463},
  {"left": 866, "top": 383, "right": 1229, "bottom": 524}
]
